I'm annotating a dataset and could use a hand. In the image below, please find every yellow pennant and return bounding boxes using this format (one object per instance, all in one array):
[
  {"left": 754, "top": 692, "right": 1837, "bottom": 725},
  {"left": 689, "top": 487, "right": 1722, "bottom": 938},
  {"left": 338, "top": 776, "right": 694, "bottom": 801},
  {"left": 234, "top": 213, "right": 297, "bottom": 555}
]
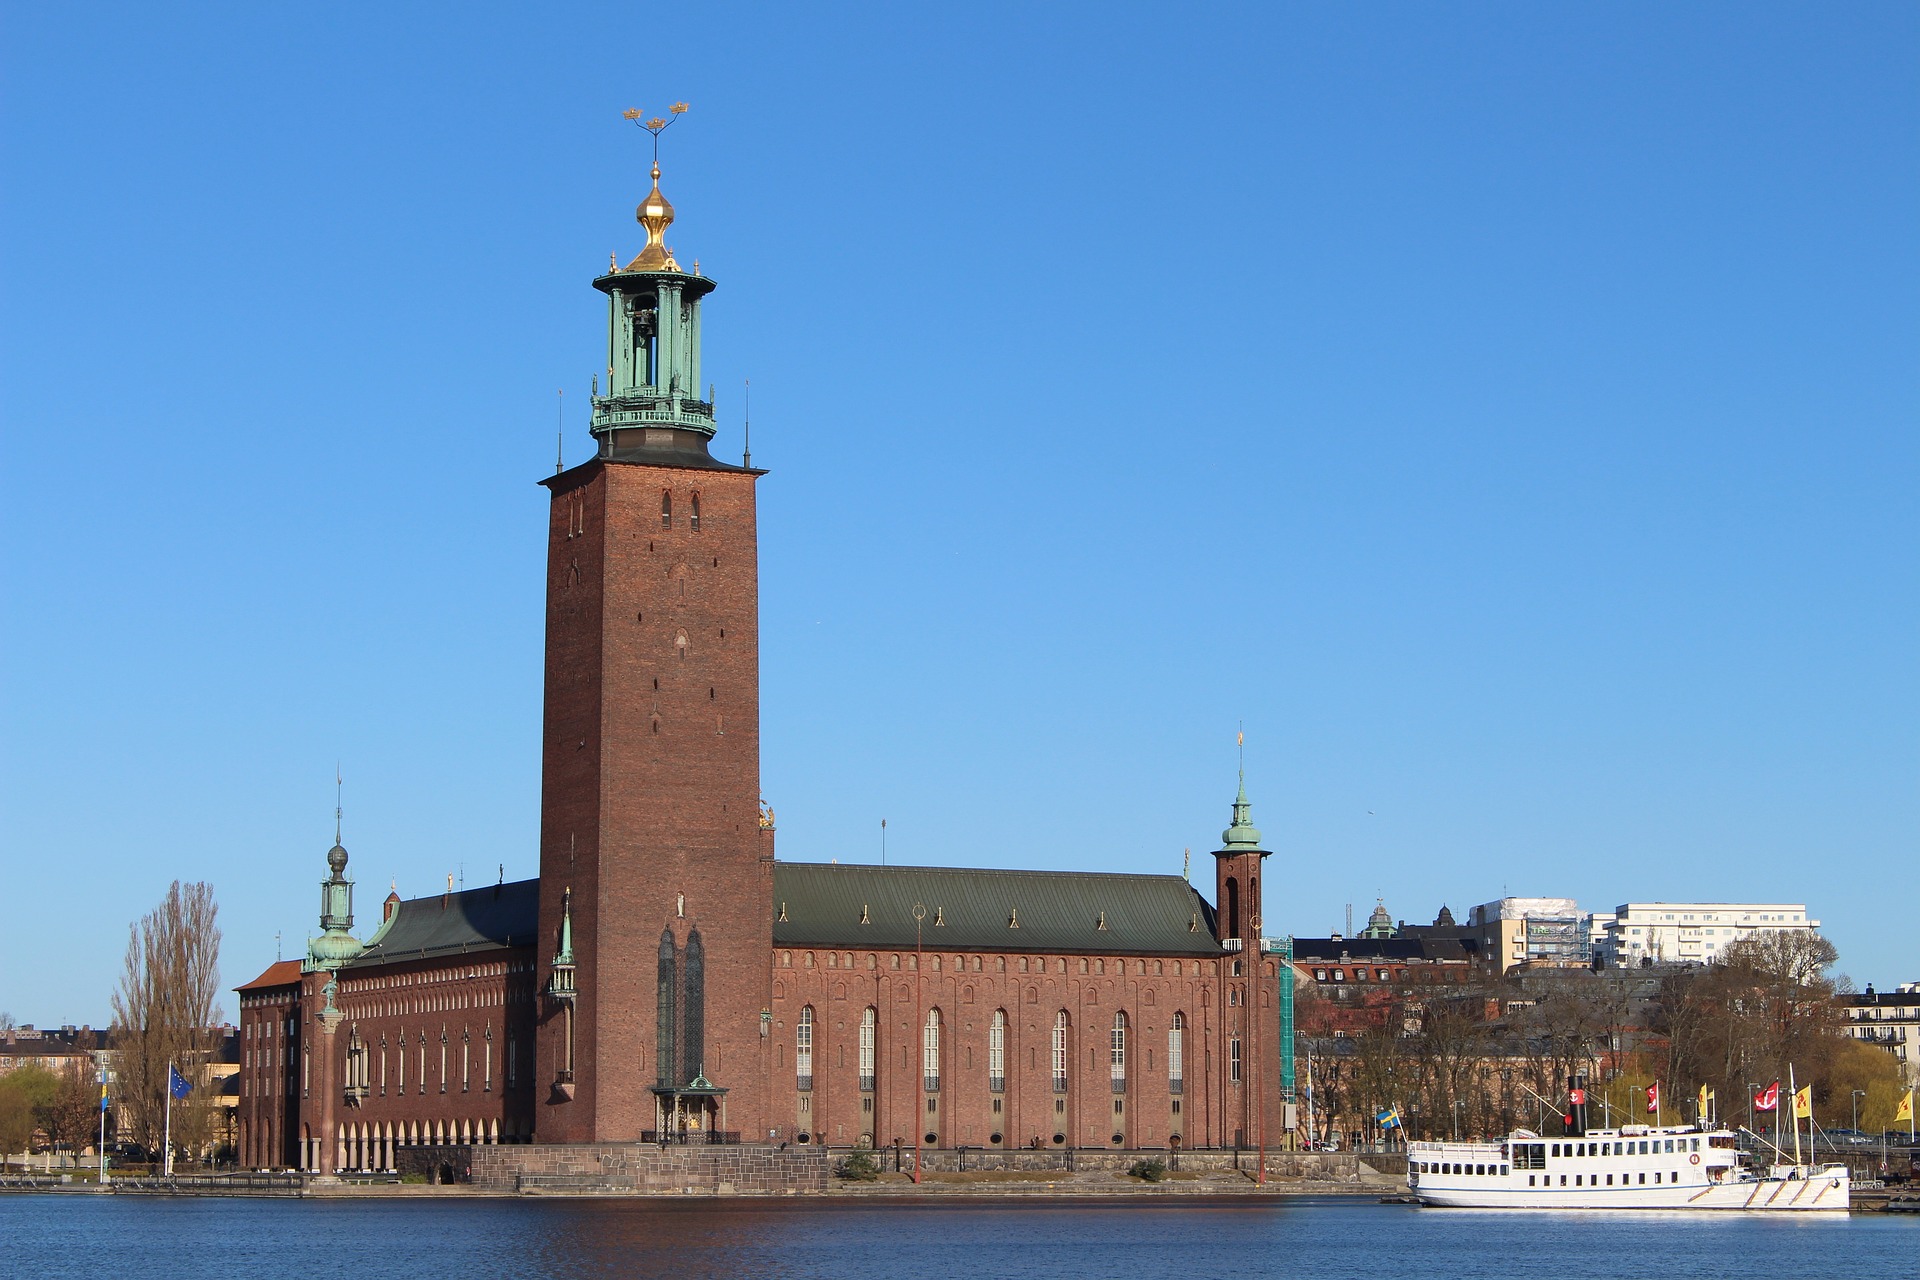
[
  {"left": 1792, "top": 1085, "right": 1812, "bottom": 1119},
  {"left": 1897, "top": 1089, "right": 1913, "bottom": 1124}
]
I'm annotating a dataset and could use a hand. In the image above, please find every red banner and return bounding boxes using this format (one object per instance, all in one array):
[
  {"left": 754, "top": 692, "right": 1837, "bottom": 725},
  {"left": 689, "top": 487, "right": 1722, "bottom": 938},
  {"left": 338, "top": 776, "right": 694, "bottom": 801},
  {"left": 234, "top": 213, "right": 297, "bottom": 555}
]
[{"left": 1754, "top": 1081, "right": 1779, "bottom": 1112}]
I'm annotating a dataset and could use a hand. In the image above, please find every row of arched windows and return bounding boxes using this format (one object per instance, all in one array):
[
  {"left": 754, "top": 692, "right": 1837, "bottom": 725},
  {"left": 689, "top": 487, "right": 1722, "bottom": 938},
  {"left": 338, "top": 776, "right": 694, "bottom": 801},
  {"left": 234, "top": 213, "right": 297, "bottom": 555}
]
[
  {"left": 779, "top": 950, "right": 1217, "bottom": 977},
  {"left": 797, "top": 1006, "right": 1187, "bottom": 1097}
]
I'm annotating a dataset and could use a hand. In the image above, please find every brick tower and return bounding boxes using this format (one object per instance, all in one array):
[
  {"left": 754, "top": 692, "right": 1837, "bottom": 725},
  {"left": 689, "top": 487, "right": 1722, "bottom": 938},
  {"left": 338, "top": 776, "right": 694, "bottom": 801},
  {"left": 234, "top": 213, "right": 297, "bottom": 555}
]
[
  {"left": 533, "top": 131, "right": 772, "bottom": 1144},
  {"left": 1213, "top": 769, "right": 1272, "bottom": 1150}
]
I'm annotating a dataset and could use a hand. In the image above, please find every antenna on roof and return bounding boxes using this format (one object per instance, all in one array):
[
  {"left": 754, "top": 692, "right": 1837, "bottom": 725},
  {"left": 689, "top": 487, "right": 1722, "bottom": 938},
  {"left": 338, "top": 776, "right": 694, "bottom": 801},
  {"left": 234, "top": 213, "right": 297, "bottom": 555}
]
[
  {"left": 556, "top": 389, "right": 565, "bottom": 474},
  {"left": 275, "top": 930, "right": 282, "bottom": 961},
  {"left": 742, "top": 377, "right": 752, "bottom": 468},
  {"left": 1183, "top": 847, "right": 1191, "bottom": 881},
  {"left": 1346, "top": 903, "right": 1354, "bottom": 938},
  {"left": 334, "top": 763, "right": 343, "bottom": 845},
  {"left": 880, "top": 817, "right": 887, "bottom": 867}
]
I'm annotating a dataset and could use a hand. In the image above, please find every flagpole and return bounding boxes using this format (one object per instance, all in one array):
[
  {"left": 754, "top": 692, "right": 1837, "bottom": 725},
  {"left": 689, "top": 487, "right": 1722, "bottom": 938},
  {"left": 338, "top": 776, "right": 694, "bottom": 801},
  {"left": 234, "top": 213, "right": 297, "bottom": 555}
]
[
  {"left": 165, "top": 1059, "right": 174, "bottom": 1178},
  {"left": 1788, "top": 1064, "right": 1800, "bottom": 1166}
]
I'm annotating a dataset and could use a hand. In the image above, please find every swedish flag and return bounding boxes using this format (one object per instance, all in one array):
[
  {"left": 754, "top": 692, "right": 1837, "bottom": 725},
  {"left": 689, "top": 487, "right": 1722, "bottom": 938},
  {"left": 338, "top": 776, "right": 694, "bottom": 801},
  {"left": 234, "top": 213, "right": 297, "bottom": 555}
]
[{"left": 1376, "top": 1107, "right": 1402, "bottom": 1130}]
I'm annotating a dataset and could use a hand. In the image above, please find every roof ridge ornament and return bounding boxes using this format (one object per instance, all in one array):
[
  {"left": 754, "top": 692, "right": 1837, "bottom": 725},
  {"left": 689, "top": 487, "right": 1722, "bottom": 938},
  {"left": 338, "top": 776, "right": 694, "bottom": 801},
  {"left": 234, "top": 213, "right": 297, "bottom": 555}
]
[{"left": 620, "top": 103, "right": 690, "bottom": 273}]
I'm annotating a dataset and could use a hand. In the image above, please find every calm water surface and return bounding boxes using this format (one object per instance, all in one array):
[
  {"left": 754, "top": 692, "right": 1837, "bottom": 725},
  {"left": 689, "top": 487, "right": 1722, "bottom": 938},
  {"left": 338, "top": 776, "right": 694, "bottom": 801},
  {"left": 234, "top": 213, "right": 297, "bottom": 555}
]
[{"left": 4, "top": 1195, "right": 1915, "bottom": 1279}]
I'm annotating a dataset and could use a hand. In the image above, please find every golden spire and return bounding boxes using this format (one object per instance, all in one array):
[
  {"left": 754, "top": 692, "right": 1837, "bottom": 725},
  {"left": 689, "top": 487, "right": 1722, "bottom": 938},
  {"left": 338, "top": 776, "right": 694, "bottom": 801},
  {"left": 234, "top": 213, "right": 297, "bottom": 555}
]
[{"left": 619, "top": 103, "right": 689, "bottom": 273}]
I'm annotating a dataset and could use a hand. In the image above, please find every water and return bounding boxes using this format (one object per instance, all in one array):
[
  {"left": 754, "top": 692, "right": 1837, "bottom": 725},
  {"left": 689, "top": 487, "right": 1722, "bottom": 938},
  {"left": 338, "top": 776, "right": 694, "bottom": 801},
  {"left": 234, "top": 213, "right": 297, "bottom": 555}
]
[{"left": 3, "top": 1194, "right": 1914, "bottom": 1279}]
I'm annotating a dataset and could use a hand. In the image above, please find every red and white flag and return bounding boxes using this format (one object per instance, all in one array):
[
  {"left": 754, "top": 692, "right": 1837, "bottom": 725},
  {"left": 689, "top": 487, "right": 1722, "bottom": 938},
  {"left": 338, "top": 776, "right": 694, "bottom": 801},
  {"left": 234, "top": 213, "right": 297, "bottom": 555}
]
[
  {"left": 1646, "top": 1082, "right": 1660, "bottom": 1114},
  {"left": 1754, "top": 1081, "right": 1780, "bottom": 1112}
]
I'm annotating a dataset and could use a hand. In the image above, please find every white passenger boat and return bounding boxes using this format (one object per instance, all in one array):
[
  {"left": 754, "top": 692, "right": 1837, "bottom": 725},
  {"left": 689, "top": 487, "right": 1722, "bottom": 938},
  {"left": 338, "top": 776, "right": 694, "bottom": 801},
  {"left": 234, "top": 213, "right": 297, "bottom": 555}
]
[{"left": 1407, "top": 1124, "right": 1850, "bottom": 1211}]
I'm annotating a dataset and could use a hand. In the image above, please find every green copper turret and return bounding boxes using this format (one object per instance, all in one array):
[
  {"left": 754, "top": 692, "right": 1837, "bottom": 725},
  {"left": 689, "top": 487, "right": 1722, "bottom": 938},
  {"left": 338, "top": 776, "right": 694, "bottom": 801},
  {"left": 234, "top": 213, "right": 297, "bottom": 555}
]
[{"left": 588, "top": 156, "right": 721, "bottom": 459}]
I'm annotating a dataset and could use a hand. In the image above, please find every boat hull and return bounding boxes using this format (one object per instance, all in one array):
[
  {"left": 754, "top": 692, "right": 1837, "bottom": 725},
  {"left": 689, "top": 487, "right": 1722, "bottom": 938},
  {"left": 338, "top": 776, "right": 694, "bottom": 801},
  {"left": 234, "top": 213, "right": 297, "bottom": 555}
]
[{"left": 1415, "top": 1173, "right": 1849, "bottom": 1211}]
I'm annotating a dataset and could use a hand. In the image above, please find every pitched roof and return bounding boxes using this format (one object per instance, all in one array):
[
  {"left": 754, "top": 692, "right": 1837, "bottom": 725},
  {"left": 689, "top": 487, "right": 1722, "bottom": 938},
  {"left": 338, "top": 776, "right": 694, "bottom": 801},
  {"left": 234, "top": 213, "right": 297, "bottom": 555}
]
[
  {"left": 770, "top": 862, "right": 1221, "bottom": 955},
  {"left": 344, "top": 879, "right": 540, "bottom": 967},
  {"left": 1290, "top": 936, "right": 1480, "bottom": 963},
  {"left": 236, "top": 959, "right": 304, "bottom": 991}
]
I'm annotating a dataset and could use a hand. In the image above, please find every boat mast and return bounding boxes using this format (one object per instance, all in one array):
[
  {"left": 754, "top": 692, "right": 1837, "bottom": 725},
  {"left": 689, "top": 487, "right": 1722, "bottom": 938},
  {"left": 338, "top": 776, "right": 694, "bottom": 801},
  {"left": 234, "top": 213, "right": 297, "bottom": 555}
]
[{"left": 1789, "top": 1063, "right": 1801, "bottom": 1166}]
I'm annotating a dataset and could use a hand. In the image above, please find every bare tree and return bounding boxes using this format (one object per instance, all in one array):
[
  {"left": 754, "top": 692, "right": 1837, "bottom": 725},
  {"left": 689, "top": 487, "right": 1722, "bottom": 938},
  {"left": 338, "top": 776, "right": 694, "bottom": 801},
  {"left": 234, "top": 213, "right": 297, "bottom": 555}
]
[
  {"left": 110, "top": 881, "right": 222, "bottom": 1163},
  {"left": 43, "top": 1060, "right": 101, "bottom": 1158}
]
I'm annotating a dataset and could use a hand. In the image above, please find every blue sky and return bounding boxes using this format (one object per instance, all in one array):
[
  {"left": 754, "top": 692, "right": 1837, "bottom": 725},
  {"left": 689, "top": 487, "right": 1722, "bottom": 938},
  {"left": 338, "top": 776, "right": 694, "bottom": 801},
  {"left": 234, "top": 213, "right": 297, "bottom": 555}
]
[{"left": 2, "top": 4, "right": 1914, "bottom": 1025}]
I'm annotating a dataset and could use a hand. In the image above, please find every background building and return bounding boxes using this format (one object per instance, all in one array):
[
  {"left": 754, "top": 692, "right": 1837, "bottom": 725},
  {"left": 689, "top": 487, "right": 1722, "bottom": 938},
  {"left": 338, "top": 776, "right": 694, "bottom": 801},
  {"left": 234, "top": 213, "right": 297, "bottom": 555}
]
[
  {"left": 1842, "top": 982, "right": 1920, "bottom": 1089},
  {"left": 1467, "top": 898, "right": 1588, "bottom": 973},
  {"left": 1591, "top": 903, "right": 1819, "bottom": 968}
]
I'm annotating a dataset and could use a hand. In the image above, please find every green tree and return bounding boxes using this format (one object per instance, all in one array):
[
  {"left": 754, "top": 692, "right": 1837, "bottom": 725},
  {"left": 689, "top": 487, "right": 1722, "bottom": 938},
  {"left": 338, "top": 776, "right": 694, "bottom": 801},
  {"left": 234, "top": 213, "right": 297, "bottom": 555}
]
[{"left": 0, "top": 1066, "right": 58, "bottom": 1163}]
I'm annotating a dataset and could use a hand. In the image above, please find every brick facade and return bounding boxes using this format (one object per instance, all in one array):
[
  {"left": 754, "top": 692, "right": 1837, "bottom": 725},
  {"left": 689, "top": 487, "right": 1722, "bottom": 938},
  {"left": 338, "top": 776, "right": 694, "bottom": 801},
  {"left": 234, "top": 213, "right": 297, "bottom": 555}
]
[
  {"left": 533, "top": 456, "right": 773, "bottom": 1145},
  {"left": 236, "top": 947, "right": 537, "bottom": 1173},
  {"left": 766, "top": 946, "right": 1286, "bottom": 1154}
]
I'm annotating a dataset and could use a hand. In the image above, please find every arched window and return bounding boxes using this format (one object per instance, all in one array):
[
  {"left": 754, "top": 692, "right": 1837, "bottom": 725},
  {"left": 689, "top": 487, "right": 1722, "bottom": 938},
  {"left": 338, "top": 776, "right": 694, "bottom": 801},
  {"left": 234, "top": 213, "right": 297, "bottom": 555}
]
[
  {"left": 858, "top": 1007, "right": 876, "bottom": 1091},
  {"left": 1230, "top": 1035, "right": 1243, "bottom": 1084},
  {"left": 1051, "top": 1012, "right": 1069, "bottom": 1093},
  {"left": 661, "top": 490, "right": 672, "bottom": 529},
  {"left": 1226, "top": 877, "right": 1241, "bottom": 938},
  {"left": 796, "top": 1006, "right": 814, "bottom": 1091},
  {"left": 988, "top": 1010, "right": 1007, "bottom": 1093},
  {"left": 923, "top": 1009, "right": 942, "bottom": 1092},
  {"left": 1110, "top": 1012, "right": 1128, "bottom": 1093},
  {"left": 690, "top": 492, "right": 702, "bottom": 531},
  {"left": 1168, "top": 1012, "right": 1185, "bottom": 1094}
]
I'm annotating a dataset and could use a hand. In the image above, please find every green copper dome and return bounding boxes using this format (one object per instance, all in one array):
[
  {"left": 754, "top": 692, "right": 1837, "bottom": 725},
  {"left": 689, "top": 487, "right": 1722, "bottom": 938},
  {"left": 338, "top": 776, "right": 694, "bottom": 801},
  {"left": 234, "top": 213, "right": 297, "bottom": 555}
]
[{"left": 1221, "top": 776, "right": 1263, "bottom": 851}]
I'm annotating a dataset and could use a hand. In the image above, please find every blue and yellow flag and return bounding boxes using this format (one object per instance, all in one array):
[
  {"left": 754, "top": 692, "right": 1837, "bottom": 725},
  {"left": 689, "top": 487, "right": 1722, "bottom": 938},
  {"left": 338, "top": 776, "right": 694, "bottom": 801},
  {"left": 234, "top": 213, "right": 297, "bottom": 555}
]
[
  {"left": 1376, "top": 1107, "right": 1402, "bottom": 1130},
  {"left": 168, "top": 1065, "right": 193, "bottom": 1100}
]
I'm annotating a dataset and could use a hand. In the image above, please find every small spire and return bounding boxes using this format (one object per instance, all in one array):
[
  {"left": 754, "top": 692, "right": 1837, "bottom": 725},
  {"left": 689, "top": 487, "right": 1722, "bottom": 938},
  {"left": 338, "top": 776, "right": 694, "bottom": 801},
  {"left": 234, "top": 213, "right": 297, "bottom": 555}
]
[{"left": 555, "top": 887, "right": 575, "bottom": 965}]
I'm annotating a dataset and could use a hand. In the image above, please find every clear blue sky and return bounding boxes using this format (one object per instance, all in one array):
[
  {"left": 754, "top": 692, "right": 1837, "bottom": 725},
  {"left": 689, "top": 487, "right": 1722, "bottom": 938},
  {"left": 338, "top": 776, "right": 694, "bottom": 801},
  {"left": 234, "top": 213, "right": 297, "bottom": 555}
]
[{"left": 2, "top": 4, "right": 1914, "bottom": 1026}]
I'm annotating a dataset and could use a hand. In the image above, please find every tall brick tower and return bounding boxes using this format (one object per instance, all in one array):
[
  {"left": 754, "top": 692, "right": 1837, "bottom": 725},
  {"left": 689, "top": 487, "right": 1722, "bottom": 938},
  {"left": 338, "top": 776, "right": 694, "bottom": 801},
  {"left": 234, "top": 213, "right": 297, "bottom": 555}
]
[
  {"left": 1213, "top": 769, "right": 1271, "bottom": 1150},
  {"left": 534, "top": 126, "right": 772, "bottom": 1144}
]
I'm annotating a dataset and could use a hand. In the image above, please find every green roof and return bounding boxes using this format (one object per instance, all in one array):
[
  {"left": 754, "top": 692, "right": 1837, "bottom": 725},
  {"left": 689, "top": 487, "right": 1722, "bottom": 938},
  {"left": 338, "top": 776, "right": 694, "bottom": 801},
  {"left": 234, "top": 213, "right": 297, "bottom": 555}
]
[{"left": 770, "top": 862, "right": 1222, "bottom": 956}]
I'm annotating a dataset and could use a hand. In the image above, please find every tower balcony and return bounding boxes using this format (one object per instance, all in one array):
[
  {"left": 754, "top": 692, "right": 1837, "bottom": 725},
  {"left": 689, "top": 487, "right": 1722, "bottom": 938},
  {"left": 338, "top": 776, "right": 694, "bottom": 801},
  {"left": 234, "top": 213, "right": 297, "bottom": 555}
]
[{"left": 591, "top": 392, "right": 716, "bottom": 440}]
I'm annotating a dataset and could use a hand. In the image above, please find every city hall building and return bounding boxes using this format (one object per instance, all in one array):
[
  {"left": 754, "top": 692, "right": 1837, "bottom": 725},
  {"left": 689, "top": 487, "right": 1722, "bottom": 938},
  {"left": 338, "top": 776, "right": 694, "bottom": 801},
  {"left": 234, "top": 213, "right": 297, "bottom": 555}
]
[{"left": 235, "top": 150, "right": 1287, "bottom": 1175}]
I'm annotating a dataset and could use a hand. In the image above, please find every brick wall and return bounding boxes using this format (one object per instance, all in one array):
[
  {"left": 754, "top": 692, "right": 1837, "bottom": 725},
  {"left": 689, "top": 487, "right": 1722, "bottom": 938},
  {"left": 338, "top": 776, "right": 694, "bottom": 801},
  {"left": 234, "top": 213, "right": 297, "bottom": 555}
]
[
  {"left": 766, "top": 947, "right": 1288, "bottom": 1154},
  {"left": 536, "top": 459, "right": 773, "bottom": 1145}
]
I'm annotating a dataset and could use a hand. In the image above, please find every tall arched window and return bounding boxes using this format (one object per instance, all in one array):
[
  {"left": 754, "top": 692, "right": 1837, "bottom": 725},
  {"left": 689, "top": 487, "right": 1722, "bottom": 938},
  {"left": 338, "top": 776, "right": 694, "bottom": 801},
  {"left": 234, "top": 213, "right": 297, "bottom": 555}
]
[
  {"left": 690, "top": 492, "right": 702, "bottom": 531},
  {"left": 1051, "top": 1012, "right": 1069, "bottom": 1093},
  {"left": 1168, "top": 1012, "right": 1185, "bottom": 1094},
  {"left": 661, "top": 490, "right": 672, "bottom": 529},
  {"left": 796, "top": 1006, "right": 814, "bottom": 1091},
  {"left": 988, "top": 1010, "right": 1007, "bottom": 1093},
  {"left": 1110, "top": 1012, "right": 1128, "bottom": 1092},
  {"left": 858, "top": 1007, "right": 876, "bottom": 1091},
  {"left": 923, "top": 1009, "right": 942, "bottom": 1092},
  {"left": 1230, "top": 1035, "right": 1243, "bottom": 1084}
]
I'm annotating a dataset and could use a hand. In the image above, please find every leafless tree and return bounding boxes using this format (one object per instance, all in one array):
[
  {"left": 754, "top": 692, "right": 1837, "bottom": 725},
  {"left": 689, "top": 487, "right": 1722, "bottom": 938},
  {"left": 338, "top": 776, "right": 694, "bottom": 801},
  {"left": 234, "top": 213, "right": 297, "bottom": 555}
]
[
  {"left": 43, "top": 1060, "right": 101, "bottom": 1158},
  {"left": 110, "top": 881, "right": 222, "bottom": 1163}
]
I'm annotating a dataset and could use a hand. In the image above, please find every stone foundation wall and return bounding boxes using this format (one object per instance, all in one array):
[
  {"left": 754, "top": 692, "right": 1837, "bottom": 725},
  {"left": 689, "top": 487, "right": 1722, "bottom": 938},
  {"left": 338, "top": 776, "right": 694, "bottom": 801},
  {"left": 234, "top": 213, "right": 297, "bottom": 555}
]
[
  {"left": 840, "top": 1146, "right": 1370, "bottom": 1180},
  {"left": 470, "top": 1143, "right": 829, "bottom": 1195}
]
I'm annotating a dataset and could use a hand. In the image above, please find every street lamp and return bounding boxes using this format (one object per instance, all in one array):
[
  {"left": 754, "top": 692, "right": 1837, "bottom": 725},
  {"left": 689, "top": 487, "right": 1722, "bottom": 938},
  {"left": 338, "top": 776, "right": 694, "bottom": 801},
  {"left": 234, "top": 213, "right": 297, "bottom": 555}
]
[
  {"left": 1452, "top": 1099, "right": 1465, "bottom": 1142},
  {"left": 1852, "top": 1090, "right": 1866, "bottom": 1134}
]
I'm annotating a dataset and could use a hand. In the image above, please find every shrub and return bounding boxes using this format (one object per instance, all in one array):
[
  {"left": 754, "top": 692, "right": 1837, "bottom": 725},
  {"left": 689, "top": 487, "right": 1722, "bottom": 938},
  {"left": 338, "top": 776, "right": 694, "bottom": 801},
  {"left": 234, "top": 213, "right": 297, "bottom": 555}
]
[
  {"left": 1128, "top": 1157, "right": 1167, "bottom": 1183},
  {"left": 837, "top": 1151, "right": 881, "bottom": 1182}
]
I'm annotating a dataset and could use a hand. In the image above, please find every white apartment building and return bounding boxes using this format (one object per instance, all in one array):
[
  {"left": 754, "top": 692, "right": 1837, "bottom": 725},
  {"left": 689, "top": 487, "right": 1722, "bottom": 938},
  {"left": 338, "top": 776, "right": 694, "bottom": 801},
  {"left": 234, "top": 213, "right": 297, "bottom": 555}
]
[{"left": 1592, "top": 902, "right": 1818, "bottom": 968}]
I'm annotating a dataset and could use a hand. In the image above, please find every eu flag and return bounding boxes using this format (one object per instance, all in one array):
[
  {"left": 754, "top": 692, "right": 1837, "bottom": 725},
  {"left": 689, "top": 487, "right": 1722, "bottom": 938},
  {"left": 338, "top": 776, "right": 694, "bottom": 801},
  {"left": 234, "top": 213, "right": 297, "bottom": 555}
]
[{"left": 168, "top": 1066, "right": 192, "bottom": 1100}]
